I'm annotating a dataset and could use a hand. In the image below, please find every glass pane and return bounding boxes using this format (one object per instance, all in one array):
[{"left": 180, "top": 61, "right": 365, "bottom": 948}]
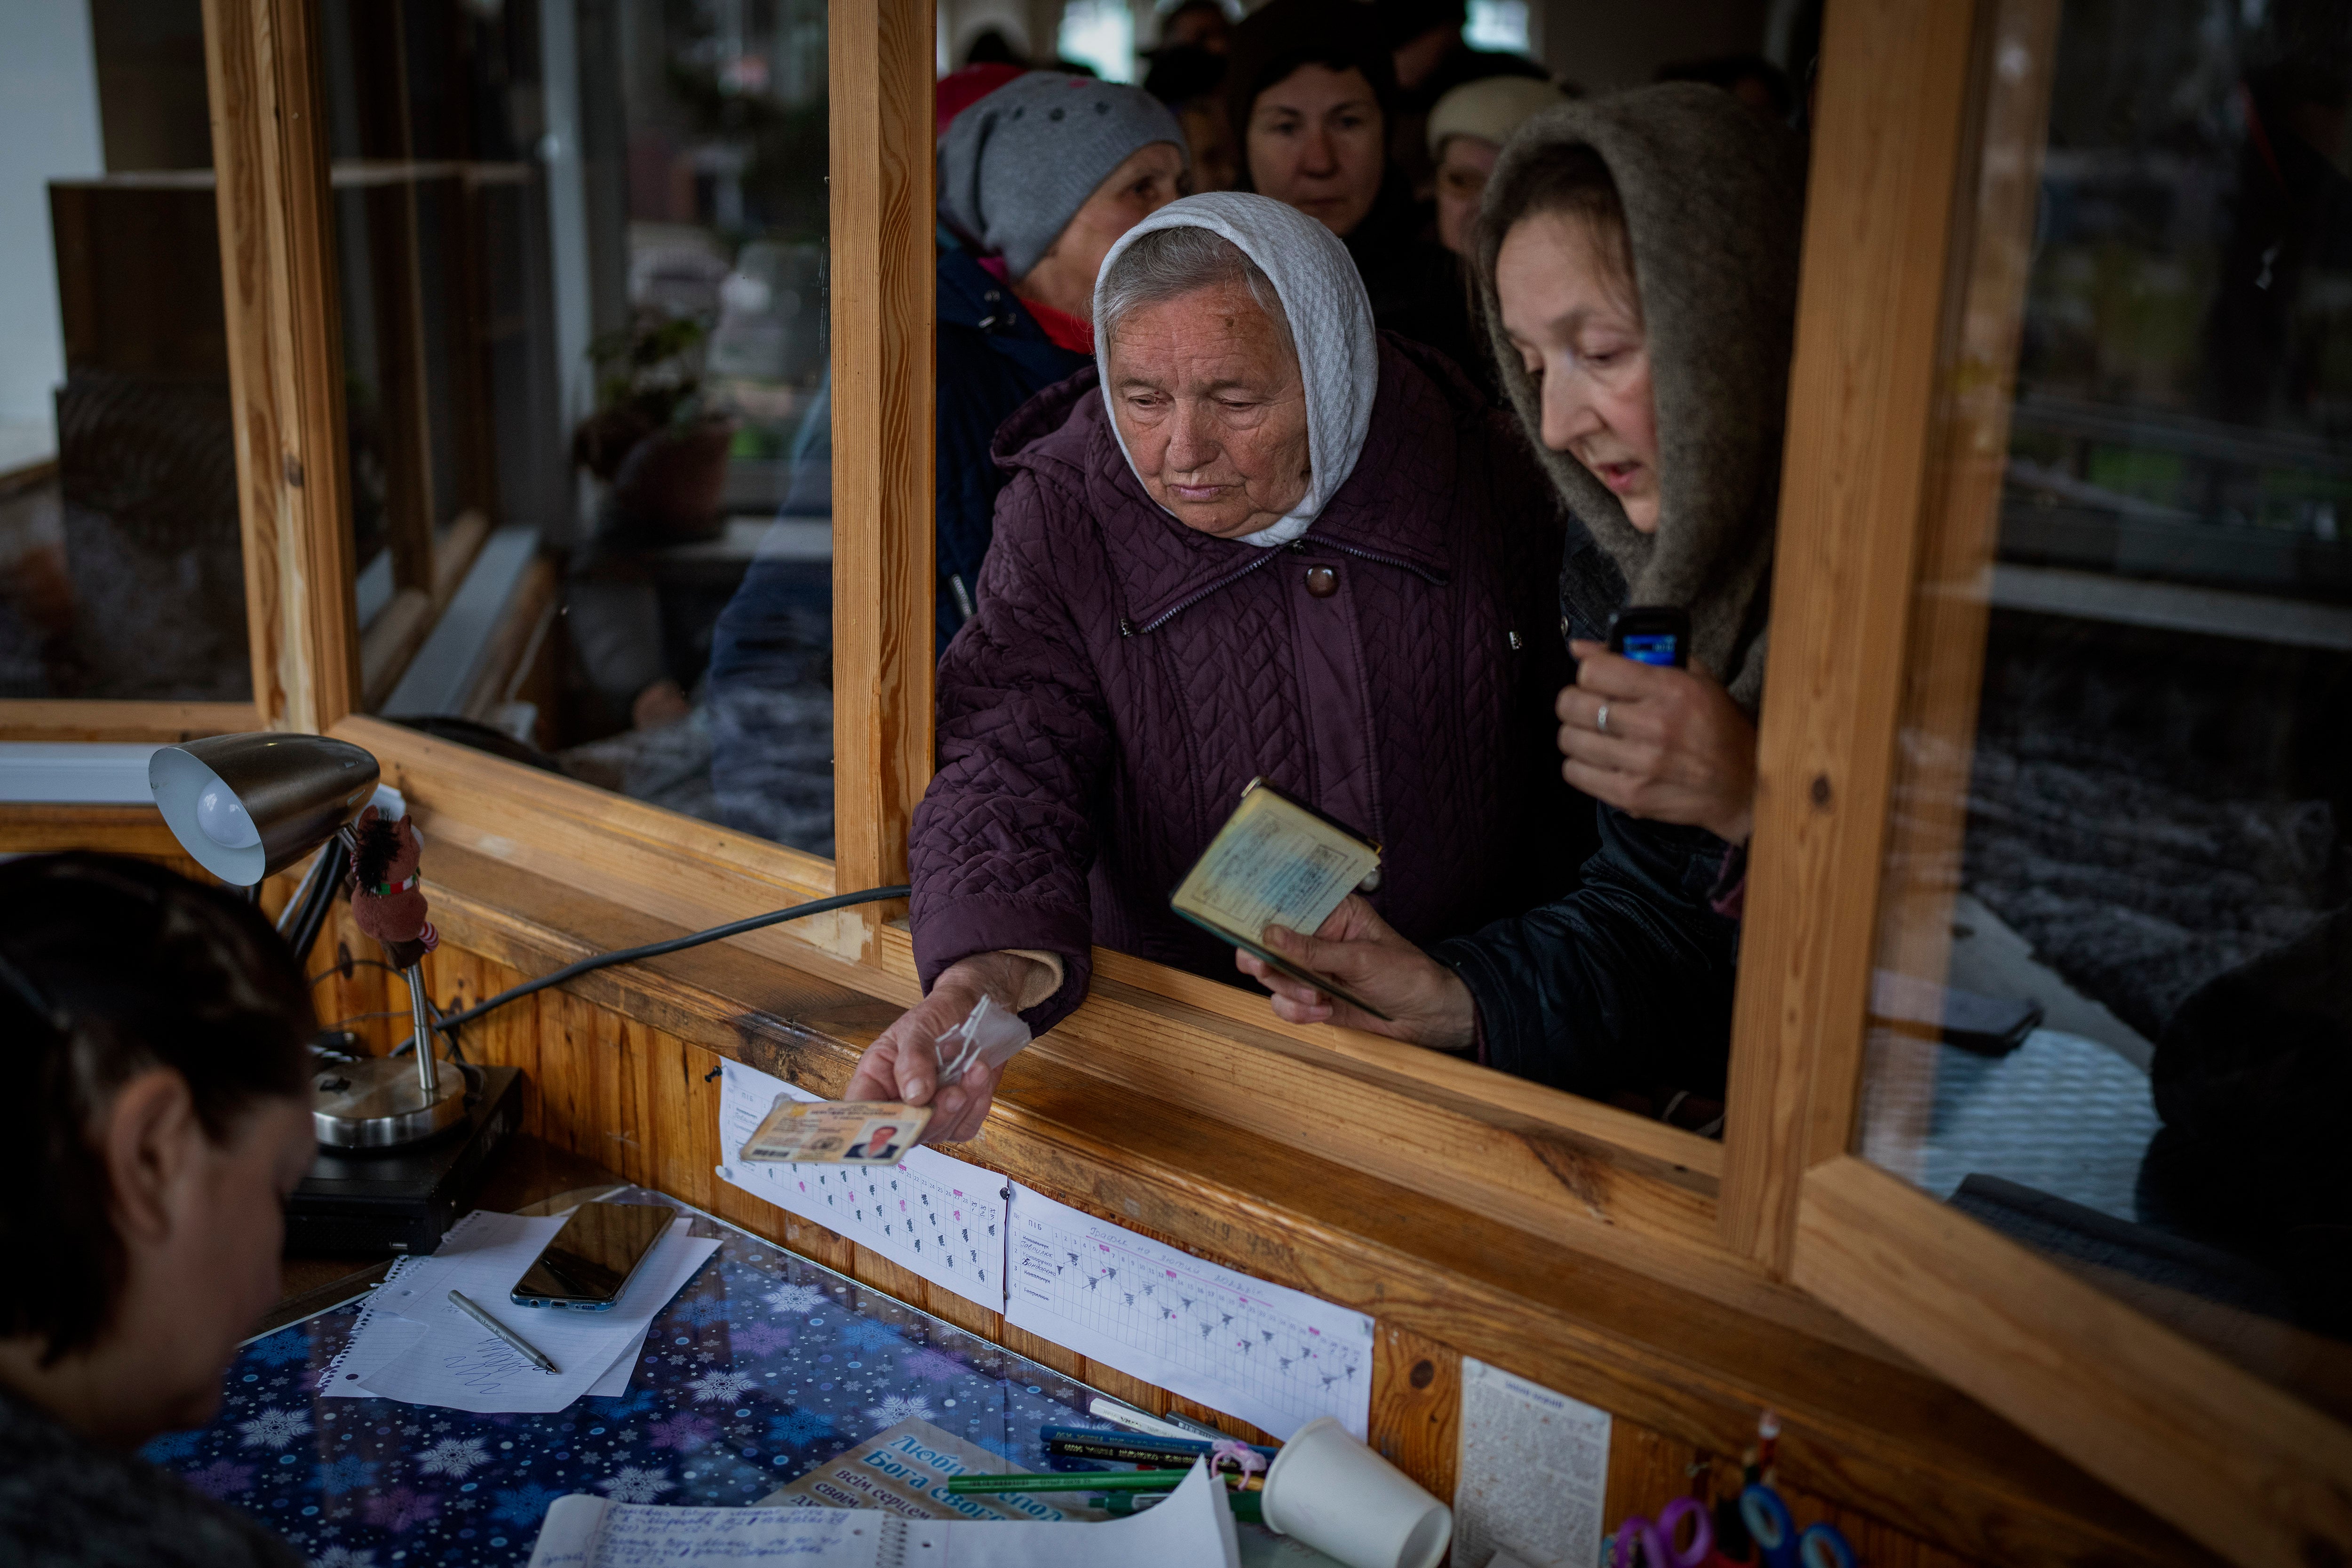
[
  {"left": 0, "top": 0, "right": 250, "bottom": 701},
  {"left": 330, "top": 0, "right": 834, "bottom": 857},
  {"left": 1862, "top": 0, "right": 2352, "bottom": 1411}
]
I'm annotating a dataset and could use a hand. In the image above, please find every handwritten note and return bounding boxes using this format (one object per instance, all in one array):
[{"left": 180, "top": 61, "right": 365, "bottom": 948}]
[
  {"left": 324, "top": 1210, "right": 717, "bottom": 1414},
  {"left": 715, "top": 1059, "right": 1009, "bottom": 1312},
  {"left": 1004, "top": 1185, "right": 1373, "bottom": 1441},
  {"left": 528, "top": 1456, "right": 1239, "bottom": 1568}
]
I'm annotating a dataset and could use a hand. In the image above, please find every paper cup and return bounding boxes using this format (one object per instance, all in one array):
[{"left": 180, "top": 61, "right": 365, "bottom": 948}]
[{"left": 1261, "top": 1417, "right": 1453, "bottom": 1568}]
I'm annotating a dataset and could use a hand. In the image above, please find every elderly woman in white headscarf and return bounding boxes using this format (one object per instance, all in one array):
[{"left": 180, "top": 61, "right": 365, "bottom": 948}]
[{"left": 843, "top": 192, "right": 1582, "bottom": 1138}]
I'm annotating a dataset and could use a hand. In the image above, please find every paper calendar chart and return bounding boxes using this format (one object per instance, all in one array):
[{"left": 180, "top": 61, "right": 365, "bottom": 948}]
[
  {"left": 1003, "top": 1184, "right": 1373, "bottom": 1441},
  {"left": 715, "top": 1059, "right": 1008, "bottom": 1312}
]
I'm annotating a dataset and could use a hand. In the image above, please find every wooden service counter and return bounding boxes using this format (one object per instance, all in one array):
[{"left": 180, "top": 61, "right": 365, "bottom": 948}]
[
  {"left": 7, "top": 804, "right": 2213, "bottom": 1567},
  {"left": 374, "top": 846, "right": 2212, "bottom": 1566}
]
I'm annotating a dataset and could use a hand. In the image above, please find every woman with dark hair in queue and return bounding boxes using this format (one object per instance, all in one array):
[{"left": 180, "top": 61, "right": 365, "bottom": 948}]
[
  {"left": 0, "top": 854, "right": 318, "bottom": 1566},
  {"left": 1222, "top": 0, "right": 1483, "bottom": 377},
  {"left": 1239, "top": 86, "right": 1803, "bottom": 1121}
]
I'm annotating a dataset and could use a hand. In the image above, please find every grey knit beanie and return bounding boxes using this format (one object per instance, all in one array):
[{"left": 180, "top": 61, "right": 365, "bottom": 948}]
[{"left": 938, "top": 73, "right": 1188, "bottom": 280}]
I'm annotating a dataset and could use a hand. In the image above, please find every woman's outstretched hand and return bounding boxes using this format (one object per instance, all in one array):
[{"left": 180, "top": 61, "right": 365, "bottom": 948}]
[
  {"left": 842, "top": 952, "right": 1047, "bottom": 1145},
  {"left": 1235, "top": 894, "right": 1477, "bottom": 1052},
  {"left": 1557, "top": 641, "right": 1757, "bottom": 844}
]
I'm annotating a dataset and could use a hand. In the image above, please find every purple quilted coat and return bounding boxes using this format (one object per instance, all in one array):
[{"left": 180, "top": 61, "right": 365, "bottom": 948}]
[{"left": 910, "top": 334, "right": 1587, "bottom": 1031}]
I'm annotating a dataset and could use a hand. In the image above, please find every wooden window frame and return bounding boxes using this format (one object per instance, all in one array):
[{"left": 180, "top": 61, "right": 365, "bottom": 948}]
[{"left": 11, "top": 0, "right": 2344, "bottom": 1558}]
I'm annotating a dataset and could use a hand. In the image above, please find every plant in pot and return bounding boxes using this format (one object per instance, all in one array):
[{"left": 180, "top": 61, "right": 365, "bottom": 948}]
[{"left": 572, "top": 309, "right": 738, "bottom": 540}]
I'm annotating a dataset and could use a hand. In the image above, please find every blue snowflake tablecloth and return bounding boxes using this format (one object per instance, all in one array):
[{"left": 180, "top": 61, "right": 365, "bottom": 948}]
[{"left": 141, "top": 1190, "right": 1120, "bottom": 1567}]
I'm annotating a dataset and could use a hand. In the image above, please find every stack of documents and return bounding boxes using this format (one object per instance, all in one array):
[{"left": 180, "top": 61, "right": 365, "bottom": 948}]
[{"left": 323, "top": 1210, "right": 718, "bottom": 1414}]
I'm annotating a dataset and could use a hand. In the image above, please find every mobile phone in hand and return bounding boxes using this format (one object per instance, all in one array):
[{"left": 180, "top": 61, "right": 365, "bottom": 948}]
[{"left": 1606, "top": 605, "right": 1690, "bottom": 669}]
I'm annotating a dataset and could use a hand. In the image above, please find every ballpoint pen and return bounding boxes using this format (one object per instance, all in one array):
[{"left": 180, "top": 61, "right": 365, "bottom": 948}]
[{"left": 448, "top": 1289, "right": 561, "bottom": 1374}]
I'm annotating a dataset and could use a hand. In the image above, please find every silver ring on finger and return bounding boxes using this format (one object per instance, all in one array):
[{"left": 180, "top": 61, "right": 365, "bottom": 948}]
[{"left": 1597, "top": 702, "right": 1611, "bottom": 735}]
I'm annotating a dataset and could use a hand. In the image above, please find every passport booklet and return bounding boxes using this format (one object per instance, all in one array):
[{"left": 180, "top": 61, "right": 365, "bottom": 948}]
[{"left": 1169, "top": 778, "right": 1391, "bottom": 1021}]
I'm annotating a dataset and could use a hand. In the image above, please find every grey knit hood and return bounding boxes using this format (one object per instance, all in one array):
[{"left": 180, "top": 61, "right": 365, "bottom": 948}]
[{"left": 1474, "top": 83, "right": 1804, "bottom": 709}]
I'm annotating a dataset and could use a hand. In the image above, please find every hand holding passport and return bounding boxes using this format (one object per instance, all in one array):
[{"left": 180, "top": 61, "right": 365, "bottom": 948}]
[
  {"left": 1183, "top": 781, "right": 1480, "bottom": 1050},
  {"left": 1169, "top": 779, "right": 1393, "bottom": 1020}
]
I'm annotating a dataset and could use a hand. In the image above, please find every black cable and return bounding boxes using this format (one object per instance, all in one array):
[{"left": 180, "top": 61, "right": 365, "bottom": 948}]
[
  {"left": 310, "top": 956, "right": 404, "bottom": 989},
  {"left": 431, "top": 884, "right": 911, "bottom": 1042}
]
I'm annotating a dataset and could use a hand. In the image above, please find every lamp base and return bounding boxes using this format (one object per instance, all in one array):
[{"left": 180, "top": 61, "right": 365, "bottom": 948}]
[
  {"left": 312, "top": 1053, "right": 468, "bottom": 1148},
  {"left": 289, "top": 1065, "right": 522, "bottom": 1255}
]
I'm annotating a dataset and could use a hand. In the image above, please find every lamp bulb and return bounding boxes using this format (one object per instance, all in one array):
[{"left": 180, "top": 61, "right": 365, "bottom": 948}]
[{"left": 195, "top": 783, "right": 262, "bottom": 850}]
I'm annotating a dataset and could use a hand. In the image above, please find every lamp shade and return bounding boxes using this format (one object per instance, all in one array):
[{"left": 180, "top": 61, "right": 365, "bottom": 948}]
[{"left": 150, "top": 734, "right": 381, "bottom": 886}]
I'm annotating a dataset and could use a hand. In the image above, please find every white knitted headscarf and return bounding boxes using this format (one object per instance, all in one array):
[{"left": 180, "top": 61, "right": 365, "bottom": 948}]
[{"left": 1092, "top": 192, "right": 1380, "bottom": 548}]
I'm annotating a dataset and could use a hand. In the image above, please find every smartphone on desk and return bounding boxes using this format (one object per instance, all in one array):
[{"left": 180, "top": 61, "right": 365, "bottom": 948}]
[
  {"left": 512, "top": 1200, "right": 676, "bottom": 1311},
  {"left": 1606, "top": 605, "right": 1690, "bottom": 669}
]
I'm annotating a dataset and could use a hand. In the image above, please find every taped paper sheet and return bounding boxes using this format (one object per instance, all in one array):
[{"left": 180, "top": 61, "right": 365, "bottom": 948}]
[
  {"left": 1452, "top": 1358, "right": 1611, "bottom": 1568},
  {"left": 715, "top": 1058, "right": 1008, "bottom": 1311},
  {"left": 1003, "top": 1183, "right": 1374, "bottom": 1441}
]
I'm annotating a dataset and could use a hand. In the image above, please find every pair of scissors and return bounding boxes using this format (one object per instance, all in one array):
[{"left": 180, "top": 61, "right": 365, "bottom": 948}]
[
  {"left": 1611, "top": 1495, "right": 1713, "bottom": 1568},
  {"left": 1741, "top": 1483, "right": 1857, "bottom": 1568}
]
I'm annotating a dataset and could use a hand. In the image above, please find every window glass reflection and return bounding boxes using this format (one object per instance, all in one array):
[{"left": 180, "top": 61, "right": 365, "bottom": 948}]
[
  {"left": 0, "top": 0, "right": 248, "bottom": 701},
  {"left": 1864, "top": 0, "right": 2352, "bottom": 1379},
  {"left": 334, "top": 0, "right": 834, "bottom": 855}
]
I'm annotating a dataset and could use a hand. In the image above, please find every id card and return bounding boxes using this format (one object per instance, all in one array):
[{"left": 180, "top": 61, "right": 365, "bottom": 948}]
[{"left": 738, "top": 1097, "right": 931, "bottom": 1166}]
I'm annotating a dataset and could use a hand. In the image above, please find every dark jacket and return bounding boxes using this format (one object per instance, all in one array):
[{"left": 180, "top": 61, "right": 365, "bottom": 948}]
[
  {"left": 910, "top": 334, "right": 1589, "bottom": 1032},
  {"left": 1344, "top": 177, "right": 1484, "bottom": 386},
  {"left": 1430, "top": 533, "right": 1744, "bottom": 1098},
  {"left": 935, "top": 246, "right": 1095, "bottom": 647},
  {"left": 0, "top": 1386, "right": 306, "bottom": 1568},
  {"left": 1423, "top": 85, "right": 1807, "bottom": 1100}
]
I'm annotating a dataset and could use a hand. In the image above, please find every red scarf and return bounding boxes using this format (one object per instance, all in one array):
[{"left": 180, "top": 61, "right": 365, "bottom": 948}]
[{"left": 977, "top": 256, "right": 1096, "bottom": 355}]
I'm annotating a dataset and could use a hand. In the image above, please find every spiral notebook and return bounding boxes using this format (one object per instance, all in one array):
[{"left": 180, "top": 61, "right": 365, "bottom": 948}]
[{"left": 527, "top": 1456, "right": 1238, "bottom": 1567}]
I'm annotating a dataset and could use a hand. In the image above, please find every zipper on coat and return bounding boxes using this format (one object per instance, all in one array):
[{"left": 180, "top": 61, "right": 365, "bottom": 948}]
[{"left": 1134, "top": 549, "right": 1285, "bottom": 634}]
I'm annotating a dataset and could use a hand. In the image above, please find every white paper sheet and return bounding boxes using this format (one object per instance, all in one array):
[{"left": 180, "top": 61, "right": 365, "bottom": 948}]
[
  {"left": 366, "top": 1214, "right": 680, "bottom": 1398},
  {"left": 1451, "top": 1358, "right": 1612, "bottom": 1568},
  {"left": 1003, "top": 1184, "right": 1373, "bottom": 1441},
  {"left": 714, "top": 1059, "right": 1009, "bottom": 1311},
  {"left": 526, "top": 1455, "right": 1239, "bottom": 1568},
  {"left": 321, "top": 1210, "right": 717, "bottom": 1413}
]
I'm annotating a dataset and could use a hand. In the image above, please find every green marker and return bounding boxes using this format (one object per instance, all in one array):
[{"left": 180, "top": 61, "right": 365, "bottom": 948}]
[{"left": 945, "top": 1470, "right": 1191, "bottom": 1495}]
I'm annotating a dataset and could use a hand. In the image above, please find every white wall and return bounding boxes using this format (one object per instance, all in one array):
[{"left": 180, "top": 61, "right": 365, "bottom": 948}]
[{"left": 0, "top": 2, "right": 104, "bottom": 450}]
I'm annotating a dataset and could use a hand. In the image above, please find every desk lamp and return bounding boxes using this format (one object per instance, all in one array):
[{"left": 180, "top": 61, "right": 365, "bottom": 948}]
[{"left": 150, "top": 734, "right": 466, "bottom": 1149}]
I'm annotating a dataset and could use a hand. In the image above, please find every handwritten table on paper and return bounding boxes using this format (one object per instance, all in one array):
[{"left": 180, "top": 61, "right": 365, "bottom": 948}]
[
  {"left": 1003, "top": 1185, "right": 1374, "bottom": 1441},
  {"left": 716, "top": 1059, "right": 1008, "bottom": 1311}
]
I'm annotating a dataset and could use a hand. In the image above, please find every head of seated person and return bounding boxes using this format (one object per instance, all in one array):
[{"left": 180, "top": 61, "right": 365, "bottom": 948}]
[
  {"left": 0, "top": 854, "right": 316, "bottom": 1451},
  {"left": 938, "top": 72, "right": 1192, "bottom": 332}
]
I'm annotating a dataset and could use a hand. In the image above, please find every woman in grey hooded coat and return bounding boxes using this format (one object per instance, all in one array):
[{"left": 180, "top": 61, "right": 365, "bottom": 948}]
[{"left": 1240, "top": 84, "right": 1802, "bottom": 1111}]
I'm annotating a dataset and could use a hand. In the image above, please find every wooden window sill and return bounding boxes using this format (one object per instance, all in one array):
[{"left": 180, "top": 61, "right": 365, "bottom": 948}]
[{"left": 410, "top": 833, "right": 2206, "bottom": 1568}]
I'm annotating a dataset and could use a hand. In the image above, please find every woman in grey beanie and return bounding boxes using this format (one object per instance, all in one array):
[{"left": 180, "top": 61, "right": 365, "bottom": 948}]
[{"left": 927, "top": 72, "right": 1191, "bottom": 642}]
